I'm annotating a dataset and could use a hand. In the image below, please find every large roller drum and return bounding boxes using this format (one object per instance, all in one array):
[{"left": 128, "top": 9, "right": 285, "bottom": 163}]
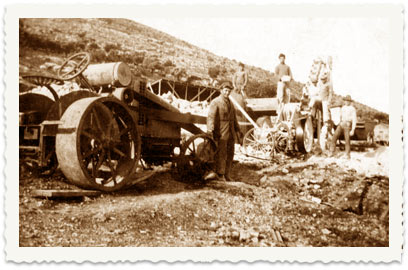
[
  {"left": 46, "top": 90, "right": 98, "bottom": 120},
  {"left": 55, "top": 97, "right": 140, "bottom": 191},
  {"left": 82, "top": 62, "right": 132, "bottom": 87}
]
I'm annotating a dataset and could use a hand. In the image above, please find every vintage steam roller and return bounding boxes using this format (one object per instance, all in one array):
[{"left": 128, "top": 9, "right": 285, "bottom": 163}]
[{"left": 19, "top": 52, "right": 215, "bottom": 191}]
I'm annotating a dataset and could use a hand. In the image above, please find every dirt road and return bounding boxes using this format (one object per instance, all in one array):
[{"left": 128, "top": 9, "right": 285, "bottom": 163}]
[{"left": 19, "top": 147, "right": 389, "bottom": 247}]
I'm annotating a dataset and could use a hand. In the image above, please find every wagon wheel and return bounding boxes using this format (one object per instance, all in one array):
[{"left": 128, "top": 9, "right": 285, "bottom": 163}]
[
  {"left": 176, "top": 134, "right": 217, "bottom": 182},
  {"left": 243, "top": 127, "right": 276, "bottom": 159},
  {"left": 58, "top": 52, "right": 91, "bottom": 81},
  {"left": 56, "top": 97, "right": 141, "bottom": 191},
  {"left": 295, "top": 116, "right": 314, "bottom": 153}
]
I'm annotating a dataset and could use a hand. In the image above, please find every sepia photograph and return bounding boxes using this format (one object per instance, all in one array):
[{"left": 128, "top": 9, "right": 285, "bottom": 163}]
[{"left": 4, "top": 2, "right": 404, "bottom": 263}]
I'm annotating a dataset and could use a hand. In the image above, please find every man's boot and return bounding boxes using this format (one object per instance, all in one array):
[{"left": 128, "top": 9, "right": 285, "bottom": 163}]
[
  {"left": 204, "top": 171, "right": 218, "bottom": 181},
  {"left": 217, "top": 174, "right": 227, "bottom": 182}
]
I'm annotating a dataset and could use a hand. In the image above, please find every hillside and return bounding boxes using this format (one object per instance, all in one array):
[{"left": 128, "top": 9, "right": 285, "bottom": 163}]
[{"left": 19, "top": 18, "right": 388, "bottom": 122}]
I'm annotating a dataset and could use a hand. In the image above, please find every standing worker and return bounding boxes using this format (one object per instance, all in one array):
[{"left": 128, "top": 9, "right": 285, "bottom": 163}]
[
  {"left": 232, "top": 62, "right": 248, "bottom": 99},
  {"left": 329, "top": 95, "right": 357, "bottom": 158},
  {"left": 275, "top": 53, "right": 293, "bottom": 118},
  {"left": 275, "top": 53, "right": 293, "bottom": 82},
  {"left": 205, "top": 81, "right": 243, "bottom": 182}
]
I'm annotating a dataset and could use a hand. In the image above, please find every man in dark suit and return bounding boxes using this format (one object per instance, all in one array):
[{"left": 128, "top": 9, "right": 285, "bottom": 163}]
[{"left": 205, "top": 81, "right": 243, "bottom": 182}]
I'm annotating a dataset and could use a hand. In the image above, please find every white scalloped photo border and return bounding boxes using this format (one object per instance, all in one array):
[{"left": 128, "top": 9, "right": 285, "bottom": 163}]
[{"left": 4, "top": 3, "right": 404, "bottom": 263}]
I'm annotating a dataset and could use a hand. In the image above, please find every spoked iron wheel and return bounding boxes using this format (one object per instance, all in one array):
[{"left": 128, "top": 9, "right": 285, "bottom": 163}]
[
  {"left": 56, "top": 97, "right": 140, "bottom": 191},
  {"left": 242, "top": 127, "right": 276, "bottom": 159},
  {"left": 176, "top": 134, "right": 217, "bottom": 182}
]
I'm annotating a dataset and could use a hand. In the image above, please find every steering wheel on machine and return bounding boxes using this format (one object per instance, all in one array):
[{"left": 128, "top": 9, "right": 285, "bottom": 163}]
[{"left": 57, "top": 52, "right": 91, "bottom": 80}]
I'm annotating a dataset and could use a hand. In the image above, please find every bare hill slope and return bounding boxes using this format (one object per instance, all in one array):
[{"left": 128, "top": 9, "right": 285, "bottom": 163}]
[{"left": 19, "top": 18, "right": 388, "bottom": 122}]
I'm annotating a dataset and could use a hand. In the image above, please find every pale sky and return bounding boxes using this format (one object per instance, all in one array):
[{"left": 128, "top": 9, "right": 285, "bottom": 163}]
[{"left": 135, "top": 17, "right": 390, "bottom": 113}]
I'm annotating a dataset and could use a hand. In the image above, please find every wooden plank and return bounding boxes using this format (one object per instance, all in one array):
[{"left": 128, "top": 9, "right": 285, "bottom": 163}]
[
  {"left": 32, "top": 189, "right": 101, "bottom": 198},
  {"left": 180, "top": 123, "right": 205, "bottom": 135},
  {"left": 246, "top": 98, "right": 279, "bottom": 112},
  {"left": 146, "top": 108, "right": 206, "bottom": 125},
  {"left": 41, "top": 120, "right": 63, "bottom": 125},
  {"left": 133, "top": 88, "right": 181, "bottom": 113},
  {"left": 145, "top": 119, "right": 180, "bottom": 139},
  {"left": 145, "top": 90, "right": 180, "bottom": 112},
  {"left": 126, "top": 170, "right": 157, "bottom": 186}
]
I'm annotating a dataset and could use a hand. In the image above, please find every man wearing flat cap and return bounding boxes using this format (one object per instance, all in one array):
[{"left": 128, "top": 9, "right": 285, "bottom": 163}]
[
  {"left": 329, "top": 95, "right": 357, "bottom": 158},
  {"left": 206, "top": 81, "right": 243, "bottom": 181}
]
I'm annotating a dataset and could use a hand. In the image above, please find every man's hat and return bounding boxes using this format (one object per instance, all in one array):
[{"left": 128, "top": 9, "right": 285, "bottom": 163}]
[
  {"left": 344, "top": 95, "right": 352, "bottom": 102},
  {"left": 279, "top": 53, "right": 286, "bottom": 59},
  {"left": 219, "top": 81, "right": 233, "bottom": 90}
]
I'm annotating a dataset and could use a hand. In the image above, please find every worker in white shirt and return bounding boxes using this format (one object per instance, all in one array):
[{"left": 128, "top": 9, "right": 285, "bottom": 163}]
[
  {"left": 329, "top": 95, "right": 357, "bottom": 158},
  {"left": 275, "top": 53, "right": 293, "bottom": 114}
]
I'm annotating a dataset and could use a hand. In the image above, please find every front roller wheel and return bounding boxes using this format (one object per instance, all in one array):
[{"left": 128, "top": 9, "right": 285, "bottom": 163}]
[
  {"left": 56, "top": 97, "right": 140, "bottom": 191},
  {"left": 176, "top": 134, "right": 217, "bottom": 182}
]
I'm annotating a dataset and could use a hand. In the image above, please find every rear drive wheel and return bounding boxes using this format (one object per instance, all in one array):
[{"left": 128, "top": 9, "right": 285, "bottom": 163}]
[{"left": 56, "top": 97, "right": 141, "bottom": 191}]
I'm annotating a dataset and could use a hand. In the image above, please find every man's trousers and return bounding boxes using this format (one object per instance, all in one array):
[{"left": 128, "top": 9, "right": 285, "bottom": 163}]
[
  {"left": 330, "top": 121, "right": 351, "bottom": 156},
  {"left": 215, "top": 136, "right": 235, "bottom": 177}
]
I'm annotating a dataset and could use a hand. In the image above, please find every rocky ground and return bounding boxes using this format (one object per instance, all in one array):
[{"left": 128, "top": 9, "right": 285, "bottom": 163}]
[{"left": 19, "top": 145, "right": 389, "bottom": 247}]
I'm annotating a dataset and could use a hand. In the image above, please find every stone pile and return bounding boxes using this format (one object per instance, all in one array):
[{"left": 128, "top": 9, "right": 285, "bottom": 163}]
[
  {"left": 160, "top": 91, "right": 209, "bottom": 116},
  {"left": 27, "top": 81, "right": 210, "bottom": 118}
]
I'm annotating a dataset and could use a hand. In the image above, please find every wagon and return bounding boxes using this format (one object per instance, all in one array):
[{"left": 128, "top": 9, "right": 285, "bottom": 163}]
[
  {"left": 373, "top": 123, "right": 389, "bottom": 146},
  {"left": 19, "top": 52, "right": 217, "bottom": 191}
]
